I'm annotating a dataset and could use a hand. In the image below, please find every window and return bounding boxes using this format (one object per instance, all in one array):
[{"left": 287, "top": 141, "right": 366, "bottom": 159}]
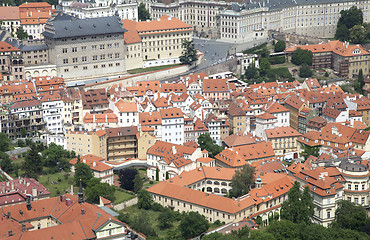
[
  {"left": 114, "top": 42, "right": 119, "bottom": 48},
  {"left": 62, "top": 48, "right": 67, "bottom": 53},
  {"left": 92, "top": 45, "right": 97, "bottom": 50},
  {"left": 63, "top": 59, "right": 68, "bottom": 64},
  {"left": 81, "top": 46, "right": 87, "bottom": 51},
  {"left": 355, "top": 185, "right": 359, "bottom": 191},
  {"left": 72, "top": 57, "right": 78, "bottom": 63},
  {"left": 348, "top": 184, "right": 351, "bottom": 190},
  {"left": 82, "top": 56, "right": 87, "bottom": 62},
  {"left": 83, "top": 66, "right": 88, "bottom": 70},
  {"left": 100, "top": 44, "right": 105, "bottom": 49},
  {"left": 115, "top": 53, "right": 120, "bottom": 58},
  {"left": 327, "top": 211, "right": 330, "bottom": 219},
  {"left": 100, "top": 55, "right": 105, "bottom": 60},
  {"left": 72, "top": 47, "right": 77, "bottom": 52},
  {"left": 93, "top": 65, "right": 98, "bottom": 69},
  {"left": 93, "top": 55, "right": 97, "bottom": 61}
]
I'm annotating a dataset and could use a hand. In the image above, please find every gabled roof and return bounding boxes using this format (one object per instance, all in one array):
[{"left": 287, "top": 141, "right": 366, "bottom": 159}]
[
  {"left": 114, "top": 99, "right": 137, "bottom": 112},
  {"left": 133, "top": 15, "right": 192, "bottom": 33},
  {"left": 265, "top": 126, "right": 302, "bottom": 139},
  {"left": 160, "top": 108, "right": 183, "bottom": 119},
  {"left": 0, "top": 41, "right": 19, "bottom": 52},
  {"left": 70, "top": 154, "right": 112, "bottom": 172},
  {"left": 0, "top": 7, "right": 20, "bottom": 20},
  {"left": 223, "top": 132, "right": 256, "bottom": 147}
]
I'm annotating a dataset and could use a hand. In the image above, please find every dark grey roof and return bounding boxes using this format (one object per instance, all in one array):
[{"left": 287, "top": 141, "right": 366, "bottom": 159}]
[
  {"left": 20, "top": 44, "right": 48, "bottom": 52},
  {"left": 42, "top": 13, "right": 126, "bottom": 39}
]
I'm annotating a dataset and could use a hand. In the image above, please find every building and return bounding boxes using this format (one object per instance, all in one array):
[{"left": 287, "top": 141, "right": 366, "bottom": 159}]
[
  {"left": 82, "top": 88, "right": 109, "bottom": 114},
  {"left": 228, "top": 103, "right": 246, "bottom": 134},
  {"left": 0, "top": 41, "right": 24, "bottom": 81},
  {"left": 0, "top": 193, "right": 143, "bottom": 239},
  {"left": 111, "top": 99, "right": 138, "bottom": 127},
  {"left": 283, "top": 94, "right": 309, "bottom": 134},
  {"left": 0, "top": 6, "right": 20, "bottom": 36},
  {"left": 66, "top": 129, "right": 107, "bottom": 158},
  {"left": 146, "top": 140, "right": 203, "bottom": 180},
  {"left": 286, "top": 41, "right": 370, "bottom": 78},
  {"left": 70, "top": 154, "right": 114, "bottom": 185},
  {"left": 43, "top": 13, "right": 126, "bottom": 82},
  {"left": 265, "top": 126, "right": 302, "bottom": 157},
  {"left": 160, "top": 108, "right": 184, "bottom": 145},
  {"left": 203, "top": 79, "right": 233, "bottom": 100},
  {"left": 0, "top": 178, "right": 50, "bottom": 207},
  {"left": 60, "top": 0, "right": 138, "bottom": 21},
  {"left": 122, "top": 15, "right": 193, "bottom": 68},
  {"left": 40, "top": 91, "right": 64, "bottom": 134},
  {"left": 137, "top": 131, "right": 156, "bottom": 160},
  {"left": 106, "top": 126, "right": 138, "bottom": 162}
]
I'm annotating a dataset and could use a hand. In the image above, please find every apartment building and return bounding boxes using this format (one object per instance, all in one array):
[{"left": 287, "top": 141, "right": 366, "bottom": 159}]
[
  {"left": 202, "top": 79, "right": 234, "bottom": 100},
  {"left": 283, "top": 94, "right": 309, "bottom": 134},
  {"left": 40, "top": 91, "right": 64, "bottom": 134},
  {"left": 43, "top": 13, "right": 126, "bottom": 82},
  {"left": 70, "top": 154, "right": 114, "bottom": 185},
  {"left": 0, "top": 41, "right": 24, "bottom": 81},
  {"left": 111, "top": 99, "right": 138, "bottom": 127},
  {"left": 265, "top": 126, "right": 302, "bottom": 157},
  {"left": 106, "top": 126, "right": 138, "bottom": 162},
  {"left": 286, "top": 41, "right": 370, "bottom": 78},
  {"left": 61, "top": 88, "right": 83, "bottom": 126},
  {"left": 0, "top": 6, "right": 20, "bottom": 36},
  {"left": 160, "top": 108, "right": 184, "bottom": 145},
  {"left": 66, "top": 129, "right": 107, "bottom": 158},
  {"left": 122, "top": 15, "right": 193, "bottom": 68},
  {"left": 228, "top": 103, "right": 246, "bottom": 134}
]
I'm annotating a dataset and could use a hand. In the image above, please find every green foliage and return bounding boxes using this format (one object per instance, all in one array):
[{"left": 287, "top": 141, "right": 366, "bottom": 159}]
[
  {"left": 138, "top": 3, "right": 151, "bottom": 21},
  {"left": 0, "top": 133, "right": 10, "bottom": 152},
  {"left": 299, "top": 64, "right": 313, "bottom": 78},
  {"left": 16, "top": 26, "right": 29, "bottom": 40},
  {"left": 42, "top": 143, "right": 72, "bottom": 171},
  {"left": 274, "top": 40, "right": 286, "bottom": 52},
  {"left": 155, "top": 168, "right": 159, "bottom": 181},
  {"left": 266, "top": 67, "right": 293, "bottom": 81},
  {"left": 291, "top": 48, "right": 313, "bottom": 66},
  {"left": 165, "top": 171, "right": 169, "bottom": 180},
  {"left": 0, "top": 152, "right": 13, "bottom": 173},
  {"left": 17, "top": 139, "right": 25, "bottom": 147},
  {"left": 133, "top": 173, "right": 143, "bottom": 193},
  {"left": 243, "top": 43, "right": 267, "bottom": 54},
  {"left": 137, "top": 190, "right": 154, "bottom": 210},
  {"left": 85, "top": 177, "right": 116, "bottom": 204},
  {"left": 197, "top": 133, "right": 223, "bottom": 158},
  {"left": 131, "top": 211, "right": 157, "bottom": 237},
  {"left": 229, "top": 164, "right": 255, "bottom": 198},
  {"left": 22, "top": 145, "right": 43, "bottom": 179},
  {"left": 158, "top": 207, "right": 175, "bottom": 230},
  {"left": 280, "top": 181, "right": 315, "bottom": 224},
  {"left": 349, "top": 25, "right": 367, "bottom": 44},
  {"left": 354, "top": 69, "right": 364, "bottom": 93},
  {"left": 300, "top": 143, "right": 320, "bottom": 161},
  {"left": 74, "top": 162, "right": 93, "bottom": 188},
  {"left": 118, "top": 168, "right": 139, "bottom": 191},
  {"left": 244, "top": 63, "right": 259, "bottom": 80},
  {"left": 335, "top": 7, "right": 363, "bottom": 41},
  {"left": 179, "top": 211, "right": 210, "bottom": 239},
  {"left": 259, "top": 58, "right": 271, "bottom": 75},
  {"left": 179, "top": 40, "right": 197, "bottom": 65},
  {"left": 268, "top": 56, "right": 285, "bottom": 65},
  {"left": 331, "top": 200, "right": 369, "bottom": 232}
]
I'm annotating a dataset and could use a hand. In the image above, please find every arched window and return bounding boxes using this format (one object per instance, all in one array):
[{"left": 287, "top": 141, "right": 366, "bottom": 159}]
[
  {"left": 214, "top": 188, "right": 220, "bottom": 193},
  {"left": 206, "top": 187, "right": 212, "bottom": 192}
]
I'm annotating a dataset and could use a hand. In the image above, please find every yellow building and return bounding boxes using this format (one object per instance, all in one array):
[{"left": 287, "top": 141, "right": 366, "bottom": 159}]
[
  {"left": 123, "top": 15, "right": 193, "bottom": 69},
  {"left": 66, "top": 129, "right": 107, "bottom": 159},
  {"left": 265, "top": 126, "right": 302, "bottom": 157},
  {"left": 137, "top": 131, "right": 156, "bottom": 160},
  {"left": 228, "top": 103, "right": 246, "bottom": 134}
]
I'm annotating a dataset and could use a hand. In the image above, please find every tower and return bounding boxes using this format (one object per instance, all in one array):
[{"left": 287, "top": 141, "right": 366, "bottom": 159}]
[{"left": 78, "top": 180, "right": 84, "bottom": 204}]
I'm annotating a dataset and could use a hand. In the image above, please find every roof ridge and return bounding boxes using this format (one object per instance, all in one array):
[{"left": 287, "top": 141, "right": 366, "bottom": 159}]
[{"left": 78, "top": 219, "right": 88, "bottom": 239}]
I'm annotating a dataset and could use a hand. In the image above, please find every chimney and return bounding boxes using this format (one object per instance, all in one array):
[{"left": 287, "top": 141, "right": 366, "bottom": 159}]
[
  {"left": 2, "top": 184, "right": 4, "bottom": 193},
  {"left": 26, "top": 181, "right": 30, "bottom": 187},
  {"left": 8, "top": 231, "right": 13, "bottom": 237},
  {"left": 32, "top": 187, "right": 37, "bottom": 197},
  {"left": 83, "top": 158, "right": 86, "bottom": 163},
  {"left": 70, "top": 185, "right": 74, "bottom": 195},
  {"left": 11, "top": 182, "right": 14, "bottom": 190},
  {"left": 81, "top": 209, "right": 85, "bottom": 215},
  {"left": 172, "top": 146, "right": 177, "bottom": 154},
  {"left": 93, "top": 161, "right": 96, "bottom": 167}
]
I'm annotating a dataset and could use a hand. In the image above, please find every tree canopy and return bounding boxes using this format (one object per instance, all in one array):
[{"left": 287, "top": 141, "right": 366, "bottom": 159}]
[
  {"left": 300, "top": 143, "right": 320, "bottom": 161},
  {"left": 291, "top": 48, "right": 313, "bottom": 66},
  {"left": 280, "top": 181, "right": 314, "bottom": 224},
  {"left": 137, "top": 190, "right": 153, "bottom": 210},
  {"left": 197, "top": 133, "right": 223, "bottom": 158},
  {"left": 0, "top": 152, "right": 13, "bottom": 173},
  {"left": 74, "top": 162, "right": 93, "bottom": 188},
  {"left": 229, "top": 164, "right": 255, "bottom": 198},
  {"left": 179, "top": 211, "right": 210, "bottom": 239},
  {"left": 42, "top": 143, "right": 73, "bottom": 171},
  {"left": 299, "top": 64, "right": 313, "bottom": 78},
  {"left": 179, "top": 40, "right": 198, "bottom": 65},
  {"left": 85, "top": 178, "right": 116, "bottom": 204},
  {"left": 16, "top": 26, "right": 29, "bottom": 40},
  {"left": 138, "top": 3, "right": 151, "bottom": 21},
  {"left": 118, "top": 168, "right": 139, "bottom": 191},
  {"left": 0, "top": 133, "right": 10, "bottom": 152},
  {"left": 133, "top": 173, "right": 143, "bottom": 193},
  {"left": 22, "top": 145, "right": 43, "bottom": 179},
  {"left": 274, "top": 40, "right": 286, "bottom": 52},
  {"left": 335, "top": 7, "right": 363, "bottom": 42}
]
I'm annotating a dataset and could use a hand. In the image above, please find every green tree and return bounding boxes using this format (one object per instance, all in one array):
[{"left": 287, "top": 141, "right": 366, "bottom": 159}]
[
  {"left": 16, "top": 26, "right": 29, "bottom": 40},
  {"left": 42, "top": 143, "right": 72, "bottom": 170},
  {"left": 22, "top": 145, "right": 43, "bottom": 179},
  {"left": 131, "top": 211, "right": 157, "bottom": 237},
  {"left": 349, "top": 25, "right": 366, "bottom": 44},
  {"left": 331, "top": 200, "right": 369, "bottom": 232},
  {"left": 158, "top": 207, "right": 175, "bottom": 229},
  {"left": 137, "top": 190, "right": 153, "bottom": 210},
  {"left": 85, "top": 178, "right": 116, "bottom": 204},
  {"left": 229, "top": 164, "right": 255, "bottom": 198},
  {"left": 291, "top": 48, "right": 313, "bottom": 66},
  {"left": 335, "top": 6, "right": 363, "bottom": 41},
  {"left": 0, "top": 132, "right": 10, "bottom": 152},
  {"left": 274, "top": 40, "right": 286, "bottom": 52},
  {"left": 259, "top": 58, "right": 271, "bottom": 76},
  {"left": 300, "top": 143, "right": 320, "bottom": 161},
  {"left": 138, "top": 3, "right": 151, "bottom": 21},
  {"left": 354, "top": 69, "right": 365, "bottom": 94},
  {"left": 179, "top": 211, "right": 210, "bottom": 239},
  {"left": 20, "top": 128, "right": 27, "bottom": 138},
  {"left": 280, "top": 181, "right": 314, "bottom": 224},
  {"left": 198, "top": 133, "right": 223, "bottom": 158},
  {"left": 17, "top": 139, "right": 25, "bottom": 147},
  {"left": 244, "top": 63, "right": 259, "bottom": 80},
  {"left": 155, "top": 167, "right": 159, "bottom": 181},
  {"left": 179, "top": 40, "right": 198, "bottom": 65},
  {"left": 74, "top": 162, "right": 93, "bottom": 188},
  {"left": 118, "top": 168, "right": 138, "bottom": 191},
  {"left": 0, "top": 152, "right": 13, "bottom": 173},
  {"left": 299, "top": 64, "right": 313, "bottom": 78},
  {"left": 133, "top": 173, "right": 143, "bottom": 193}
]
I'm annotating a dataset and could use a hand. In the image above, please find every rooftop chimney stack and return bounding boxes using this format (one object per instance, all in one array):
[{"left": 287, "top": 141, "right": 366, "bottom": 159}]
[{"left": 32, "top": 187, "right": 37, "bottom": 197}]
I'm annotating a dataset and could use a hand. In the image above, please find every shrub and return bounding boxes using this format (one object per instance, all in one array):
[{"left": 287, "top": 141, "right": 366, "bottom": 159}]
[{"left": 268, "top": 56, "right": 285, "bottom": 65}]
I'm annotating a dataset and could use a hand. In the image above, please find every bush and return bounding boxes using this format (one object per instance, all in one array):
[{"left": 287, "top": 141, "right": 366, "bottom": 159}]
[
  {"left": 149, "top": 180, "right": 153, "bottom": 184},
  {"left": 268, "top": 56, "right": 285, "bottom": 65},
  {"left": 151, "top": 202, "right": 164, "bottom": 211},
  {"left": 299, "top": 64, "right": 313, "bottom": 78},
  {"left": 243, "top": 43, "right": 267, "bottom": 54},
  {"left": 266, "top": 67, "right": 293, "bottom": 81}
]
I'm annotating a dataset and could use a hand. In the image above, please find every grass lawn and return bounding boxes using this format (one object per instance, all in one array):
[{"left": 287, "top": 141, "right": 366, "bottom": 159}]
[
  {"left": 38, "top": 171, "right": 74, "bottom": 197},
  {"left": 143, "top": 180, "right": 159, "bottom": 188},
  {"left": 114, "top": 189, "right": 135, "bottom": 205},
  {"left": 271, "top": 62, "right": 295, "bottom": 69},
  {"left": 127, "top": 64, "right": 181, "bottom": 74}
]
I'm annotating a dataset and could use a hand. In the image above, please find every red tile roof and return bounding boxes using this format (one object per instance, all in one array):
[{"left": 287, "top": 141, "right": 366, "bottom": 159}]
[{"left": 70, "top": 154, "right": 112, "bottom": 172}]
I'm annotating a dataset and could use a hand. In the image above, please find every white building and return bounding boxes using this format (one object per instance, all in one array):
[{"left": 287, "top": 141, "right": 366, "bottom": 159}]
[
  {"left": 111, "top": 99, "right": 138, "bottom": 127},
  {"left": 255, "top": 112, "right": 277, "bottom": 138},
  {"left": 262, "top": 101, "right": 290, "bottom": 128},
  {"left": 60, "top": 0, "right": 138, "bottom": 21},
  {"left": 40, "top": 91, "right": 64, "bottom": 134},
  {"left": 160, "top": 108, "right": 184, "bottom": 145}
]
